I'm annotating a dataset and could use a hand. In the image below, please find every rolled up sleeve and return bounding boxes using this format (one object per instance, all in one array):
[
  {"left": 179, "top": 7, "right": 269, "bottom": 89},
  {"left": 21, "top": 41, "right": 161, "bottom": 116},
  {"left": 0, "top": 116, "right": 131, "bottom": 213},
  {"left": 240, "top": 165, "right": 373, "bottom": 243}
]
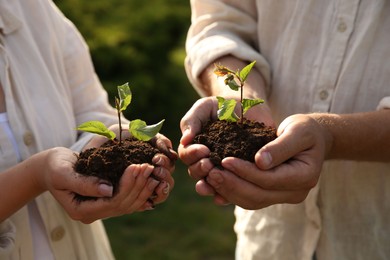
[{"left": 377, "top": 97, "right": 390, "bottom": 110}]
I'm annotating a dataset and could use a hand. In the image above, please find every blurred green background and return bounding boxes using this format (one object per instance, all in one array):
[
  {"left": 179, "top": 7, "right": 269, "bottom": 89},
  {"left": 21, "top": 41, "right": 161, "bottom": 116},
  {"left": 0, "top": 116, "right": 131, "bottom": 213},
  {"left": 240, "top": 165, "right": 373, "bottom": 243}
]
[{"left": 54, "top": 0, "right": 236, "bottom": 259}]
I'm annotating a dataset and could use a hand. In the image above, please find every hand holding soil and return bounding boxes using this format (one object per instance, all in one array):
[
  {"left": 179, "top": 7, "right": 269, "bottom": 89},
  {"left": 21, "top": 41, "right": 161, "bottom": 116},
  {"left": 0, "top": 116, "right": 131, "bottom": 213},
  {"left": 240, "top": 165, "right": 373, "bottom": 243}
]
[
  {"left": 187, "top": 61, "right": 277, "bottom": 167},
  {"left": 73, "top": 83, "right": 177, "bottom": 210}
]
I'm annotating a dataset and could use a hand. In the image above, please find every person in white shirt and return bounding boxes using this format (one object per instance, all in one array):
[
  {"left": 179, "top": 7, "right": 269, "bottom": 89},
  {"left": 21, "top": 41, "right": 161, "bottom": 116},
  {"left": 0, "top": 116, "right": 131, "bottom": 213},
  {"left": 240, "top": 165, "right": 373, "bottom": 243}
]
[
  {"left": 179, "top": 0, "right": 390, "bottom": 259},
  {"left": 0, "top": 0, "right": 176, "bottom": 259}
]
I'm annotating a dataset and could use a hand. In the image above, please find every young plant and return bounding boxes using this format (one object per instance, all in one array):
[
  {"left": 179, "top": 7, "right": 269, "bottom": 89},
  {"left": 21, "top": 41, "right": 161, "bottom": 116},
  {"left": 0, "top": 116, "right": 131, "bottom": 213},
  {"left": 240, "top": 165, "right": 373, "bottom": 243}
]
[
  {"left": 214, "top": 60, "right": 264, "bottom": 123},
  {"left": 76, "top": 82, "right": 164, "bottom": 143}
]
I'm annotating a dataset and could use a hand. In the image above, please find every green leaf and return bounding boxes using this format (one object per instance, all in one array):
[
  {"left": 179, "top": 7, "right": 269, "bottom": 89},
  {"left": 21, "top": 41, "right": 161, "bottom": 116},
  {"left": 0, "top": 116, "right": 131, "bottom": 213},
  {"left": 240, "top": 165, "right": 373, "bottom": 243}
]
[
  {"left": 239, "top": 61, "right": 256, "bottom": 82},
  {"left": 242, "top": 98, "right": 264, "bottom": 114},
  {"left": 225, "top": 75, "right": 240, "bottom": 91},
  {"left": 129, "top": 119, "right": 165, "bottom": 141},
  {"left": 117, "top": 82, "right": 132, "bottom": 112},
  {"left": 76, "top": 121, "right": 116, "bottom": 140},
  {"left": 216, "top": 96, "right": 239, "bottom": 122}
]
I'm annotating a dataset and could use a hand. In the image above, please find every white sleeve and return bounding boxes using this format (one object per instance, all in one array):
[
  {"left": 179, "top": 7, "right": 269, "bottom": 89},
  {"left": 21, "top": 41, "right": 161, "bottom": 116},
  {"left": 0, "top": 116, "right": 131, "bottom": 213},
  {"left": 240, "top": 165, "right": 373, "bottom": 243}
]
[{"left": 377, "top": 97, "right": 390, "bottom": 110}]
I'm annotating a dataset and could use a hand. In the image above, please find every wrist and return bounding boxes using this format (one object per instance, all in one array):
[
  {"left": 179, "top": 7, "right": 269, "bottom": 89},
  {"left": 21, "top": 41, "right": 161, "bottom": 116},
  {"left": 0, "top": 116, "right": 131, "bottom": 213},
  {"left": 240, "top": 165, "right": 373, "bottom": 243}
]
[
  {"left": 28, "top": 150, "right": 50, "bottom": 194},
  {"left": 309, "top": 113, "right": 336, "bottom": 160}
]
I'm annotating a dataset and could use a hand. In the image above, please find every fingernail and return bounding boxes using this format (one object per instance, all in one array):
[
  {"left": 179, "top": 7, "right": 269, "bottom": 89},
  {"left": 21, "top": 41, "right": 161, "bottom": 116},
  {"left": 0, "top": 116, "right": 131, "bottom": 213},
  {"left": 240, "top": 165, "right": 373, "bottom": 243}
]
[
  {"left": 98, "top": 182, "right": 113, "bottom": 197},
  {"left": 148, "top": 179, "right": 160, "bottom": 190},
  {"left": 180, "top": 128, "right": 190, "bottom": 143},
  {"left": 153, "top": 156, "right": 163, "bottom": 166},
  {"left": 261, "top": 151, "right": 272, "bottom": 167},
  {"left": 143, "top": 165, "right": 154, "bottom": 178},
  {"left": 163, "top": 182, "right": 170, "bottom": 195},
  {"left": 154, "top": 167, "right": 167, "bottom": 179}
]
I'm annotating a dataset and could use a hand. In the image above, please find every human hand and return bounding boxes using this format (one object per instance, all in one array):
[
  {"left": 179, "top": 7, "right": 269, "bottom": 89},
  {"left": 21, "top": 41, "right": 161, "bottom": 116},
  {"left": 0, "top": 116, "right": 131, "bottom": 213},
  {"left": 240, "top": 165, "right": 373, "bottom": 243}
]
[
  {"left": 83, "top": 124, "right": 177, "bottom": 208},
  {"left": 40, "top": 147, "right": 168, "bottom": 223},
  {"left": 203, "top": 114, "right": 328, "bottom": 209},
  {"left": 179, "top": 97, "right": 275, "bottom": 205},
  {"left": 148, "top": 133, "right": 177, "bottom": 205},
  {"left": 178, "top": 97, "right": 224, "bottom": 202}
]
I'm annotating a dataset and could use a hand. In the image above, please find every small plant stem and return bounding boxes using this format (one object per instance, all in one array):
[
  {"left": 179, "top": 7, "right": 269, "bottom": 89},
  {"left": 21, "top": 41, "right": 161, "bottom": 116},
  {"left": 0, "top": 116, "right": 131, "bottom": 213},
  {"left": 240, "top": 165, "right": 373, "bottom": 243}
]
[
  {"left": 115, "top": 99, "right": 123, "bottom": 144},
  {"left": 118, "top": 110, "right": 122, "bottom": 144},
  {"left": 240, "top": 82, "right": 244, "bottom": 124}
]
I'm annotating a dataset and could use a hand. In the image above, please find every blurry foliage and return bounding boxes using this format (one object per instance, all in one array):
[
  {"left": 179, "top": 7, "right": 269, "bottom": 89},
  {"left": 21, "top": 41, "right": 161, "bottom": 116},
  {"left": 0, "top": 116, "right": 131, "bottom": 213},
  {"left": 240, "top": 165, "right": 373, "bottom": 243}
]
[{"left": 55, "top": 0, "right": 198, "bottom": 145}]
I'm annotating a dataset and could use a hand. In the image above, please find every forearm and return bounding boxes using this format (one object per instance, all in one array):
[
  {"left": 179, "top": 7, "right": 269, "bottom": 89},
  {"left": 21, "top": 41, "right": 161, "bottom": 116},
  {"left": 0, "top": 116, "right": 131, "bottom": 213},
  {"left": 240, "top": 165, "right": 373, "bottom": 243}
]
[
  {"left": 311, "top": 109, "right": 390, "bottom": 161},
  {"left": 0, "top": 151, "right": 46, "bottom": 222}
]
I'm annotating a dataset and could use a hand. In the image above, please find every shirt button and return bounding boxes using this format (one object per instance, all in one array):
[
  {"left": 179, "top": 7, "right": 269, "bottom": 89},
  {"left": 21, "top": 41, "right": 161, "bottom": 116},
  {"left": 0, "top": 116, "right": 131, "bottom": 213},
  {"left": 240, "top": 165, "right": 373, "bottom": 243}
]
[
  {"left": 319, "top": 90, "right": 329, "bottom": 100},
  {"left": 50, "top": 226, "right": 65, "bottom": 241},
  {"left": 337, "top": 21, "right": 347, "bottom": 32},
  {"left": 23, "top": 131, "right": 34, "bottom": 146}
]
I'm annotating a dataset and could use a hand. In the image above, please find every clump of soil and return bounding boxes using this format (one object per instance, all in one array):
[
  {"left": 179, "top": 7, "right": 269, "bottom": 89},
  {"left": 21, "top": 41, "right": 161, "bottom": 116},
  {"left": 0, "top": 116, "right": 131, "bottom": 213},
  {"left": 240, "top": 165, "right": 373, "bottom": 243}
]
[
  {"left": 74, "top": 137, "right": 160, "bottom": 201},
  {"left": 193, "top": 119, "right": 277, "bottom": 167}
]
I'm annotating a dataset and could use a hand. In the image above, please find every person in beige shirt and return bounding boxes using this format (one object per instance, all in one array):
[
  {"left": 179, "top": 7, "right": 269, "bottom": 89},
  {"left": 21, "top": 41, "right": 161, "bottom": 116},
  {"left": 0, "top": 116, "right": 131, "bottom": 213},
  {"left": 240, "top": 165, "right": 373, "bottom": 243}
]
[
  {"left": 179, "top": 0, "right": 390, "bottom": 259},
  {"left": 0, "top": 0, "right": 176, "bottom": 259}
]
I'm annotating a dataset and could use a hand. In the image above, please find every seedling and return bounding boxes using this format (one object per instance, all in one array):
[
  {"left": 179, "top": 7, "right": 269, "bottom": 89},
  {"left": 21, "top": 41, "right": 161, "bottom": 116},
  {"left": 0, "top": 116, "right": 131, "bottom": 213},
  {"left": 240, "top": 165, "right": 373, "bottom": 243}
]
[
  {"left": 214, "top": 61, "right": 264, "bottom": 123},
  {"left": 76, "top": 83, "right": 164, "bottom": 143}
]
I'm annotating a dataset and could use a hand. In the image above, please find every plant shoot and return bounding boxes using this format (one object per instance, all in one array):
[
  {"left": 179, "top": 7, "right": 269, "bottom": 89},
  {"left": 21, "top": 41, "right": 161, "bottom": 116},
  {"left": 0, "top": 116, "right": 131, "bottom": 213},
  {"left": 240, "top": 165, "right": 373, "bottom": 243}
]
[
  {"left": 214, "top": 61, "right": 264, "bottom": 123},
  {"left": 76, "top": 83, "right": 164, "bottom": 142}
]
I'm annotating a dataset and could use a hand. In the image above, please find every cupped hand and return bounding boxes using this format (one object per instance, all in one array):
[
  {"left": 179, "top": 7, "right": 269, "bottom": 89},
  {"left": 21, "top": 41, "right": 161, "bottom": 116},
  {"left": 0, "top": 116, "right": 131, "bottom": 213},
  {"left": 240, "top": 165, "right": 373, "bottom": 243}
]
[
  {"left": 178, "top": 97, "right": 225, "bottom": 201},
  {"left": 178, "top": 96, "right": 276, "bottom": 206},
  {"left": 83, "top": 124, "right": 177, "bottom": 207},
  {"left": 42, "top": 148, "right": 164, "bottom": 223},
  {"left": 203, "top": 114, "right": 328, "bottom": 209}
]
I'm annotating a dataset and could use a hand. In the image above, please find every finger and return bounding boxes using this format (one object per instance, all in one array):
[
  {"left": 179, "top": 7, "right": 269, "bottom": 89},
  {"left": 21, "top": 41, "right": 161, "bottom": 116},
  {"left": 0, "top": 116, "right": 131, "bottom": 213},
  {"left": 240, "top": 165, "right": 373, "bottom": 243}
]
[
  {"left": 119, "top": 164, "right": 159, "bottom": 212},
  {"left": 178, "top": 143, "right": 210, "bottom": 166},
  {"left": 222, "top": 156, "right": 318, "bottom": 191},
  {"left": 152, "top": 180, "right": 172, "bottom": 205},
  {"left": 206, "top": 168, "right": 309, "bottom": 210},
  {"left": 132, "top": 177, "right": 160, "bottom": 210},
  {"left": 179, "top": 97, "right": 218, "bottom": 145},
  {"left": 54, "top": 168, "right": 112, "bottom": 198},
  {"left": 115, "top": 164, "right": 152, "bottom": 202},
  {"left": 195, "top": 179, "right": 216, "bottom": 196},
  {"left": 83, "top": 134, "right": 109, "bottom": 150},
  {"left": 72, "top": 178, "right": 113, "bottom": 198},
  {"left": 152, "top": 154, "right": 176, "bottom": 173},
  {"left": 213, "top": 194, "right": 231, "bottom": 206},
  {"left": 255, "top": 116, "right": 315, "bottom": 170},
  {"left": 188, "top": 158, "right": 214, "bottom": 181},
  {"left": 150, "top": 134, "right": 178, "bottom": 161}
]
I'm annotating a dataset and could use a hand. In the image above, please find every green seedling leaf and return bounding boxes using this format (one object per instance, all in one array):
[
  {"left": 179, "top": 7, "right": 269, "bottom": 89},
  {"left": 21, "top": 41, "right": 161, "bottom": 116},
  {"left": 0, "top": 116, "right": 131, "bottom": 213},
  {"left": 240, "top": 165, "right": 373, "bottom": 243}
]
[
  {"left": 242, "top": 98, "right": 264, "bottom": 114},
  {"left": 224, "top": 75, "right": 240, "bottom": 91},
  {"left": 239, "top": 61, "right": 256, "bottom": 82},
  {"left": 217, "top": 96, "right": 239, "bottom": 122},
  {"left": 76, "top": 121, "right": 116, "bottom": 140},
  {"left": 129, "top": 119, "right": 165, "bottom": 141},
  {"left": 117, "top": 82, "right": 132, "bottom": 112}
]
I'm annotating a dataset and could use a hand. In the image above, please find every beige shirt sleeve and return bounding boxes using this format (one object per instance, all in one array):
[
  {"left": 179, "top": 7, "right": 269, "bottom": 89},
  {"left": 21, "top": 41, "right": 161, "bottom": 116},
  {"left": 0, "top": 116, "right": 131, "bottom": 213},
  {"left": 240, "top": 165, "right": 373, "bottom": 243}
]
[{"left": 377, "top": 97, "right": 390, "bottom": 110}]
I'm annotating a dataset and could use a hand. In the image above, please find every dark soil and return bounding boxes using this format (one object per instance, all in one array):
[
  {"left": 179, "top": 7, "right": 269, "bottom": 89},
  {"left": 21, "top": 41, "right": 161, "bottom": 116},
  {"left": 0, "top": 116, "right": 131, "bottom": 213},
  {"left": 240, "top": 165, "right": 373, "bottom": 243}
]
[
  {"left": 193, "top": 119, "right": 277, "bottom": 167},
  {"left": 73, "top": 137, "right": 160, "bottom": 201}
]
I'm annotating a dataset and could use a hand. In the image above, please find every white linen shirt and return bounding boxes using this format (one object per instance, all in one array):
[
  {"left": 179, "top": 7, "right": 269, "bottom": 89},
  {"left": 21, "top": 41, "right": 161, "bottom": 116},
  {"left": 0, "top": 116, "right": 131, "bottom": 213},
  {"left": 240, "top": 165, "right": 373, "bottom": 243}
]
[
  {"left": 185, "top": 0, "right": 390, "bottom": 259},
  {"left": 0, "top": 0, "right": 118, "bottom": 259}
]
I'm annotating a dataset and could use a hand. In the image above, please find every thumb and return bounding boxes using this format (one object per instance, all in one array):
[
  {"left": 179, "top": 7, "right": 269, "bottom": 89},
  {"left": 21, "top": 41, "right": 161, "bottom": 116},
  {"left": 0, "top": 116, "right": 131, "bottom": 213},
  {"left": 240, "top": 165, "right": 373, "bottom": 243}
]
[
  {"left": 254, "top": 118, "right": 299, "bottom": 170},
  {"left": 71, "top": 176, "right": 113, "bottom": 198}
]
